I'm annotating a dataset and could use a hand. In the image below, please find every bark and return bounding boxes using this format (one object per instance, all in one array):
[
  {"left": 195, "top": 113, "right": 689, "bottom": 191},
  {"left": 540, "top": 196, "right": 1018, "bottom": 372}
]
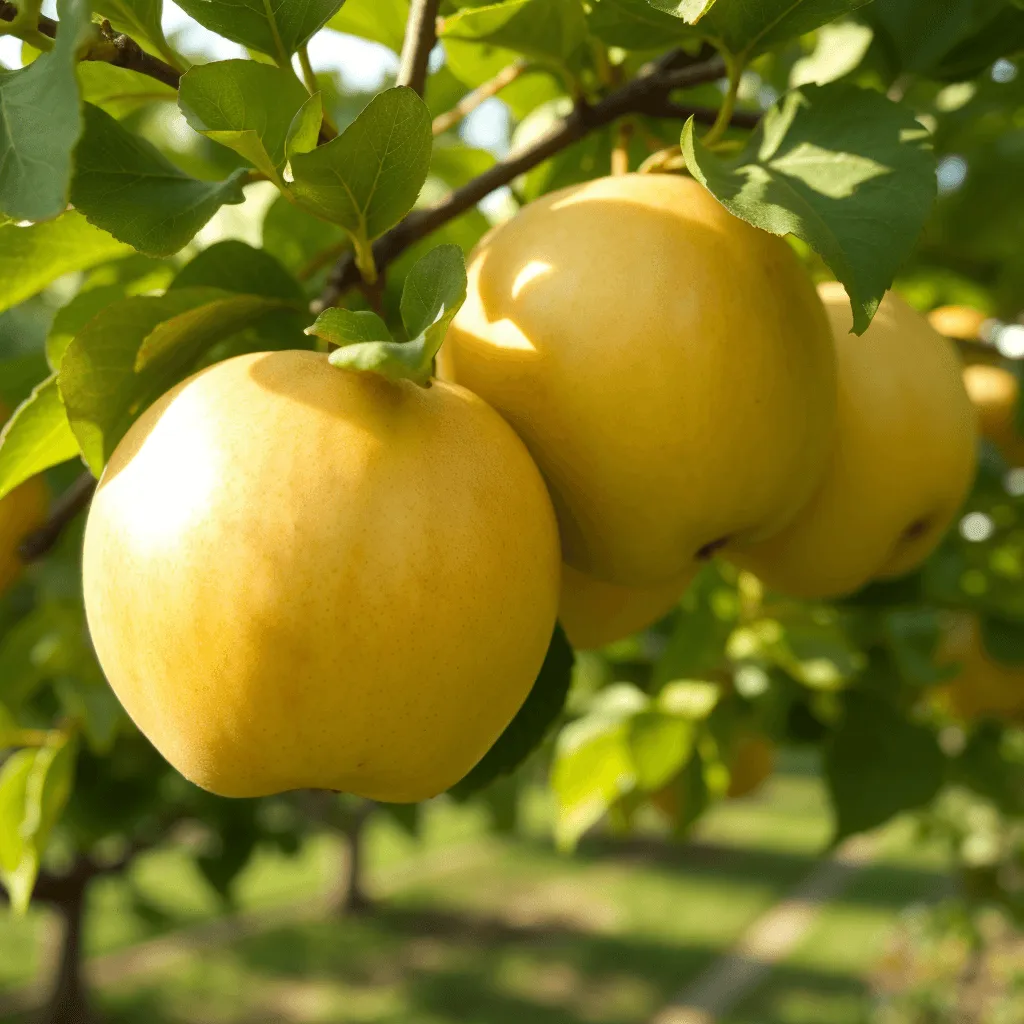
[
  {"left": 341, "top": 803, "right": 374, "bottom": 916},
  {"left": 42, "top": 875, "right": 95, "bottom": 1024}
]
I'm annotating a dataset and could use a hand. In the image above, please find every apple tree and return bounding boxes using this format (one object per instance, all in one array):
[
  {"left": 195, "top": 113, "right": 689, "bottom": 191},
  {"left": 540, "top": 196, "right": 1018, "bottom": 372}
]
[{"left": 1, "top": 0, "right": 1023, "bottom": 1021}]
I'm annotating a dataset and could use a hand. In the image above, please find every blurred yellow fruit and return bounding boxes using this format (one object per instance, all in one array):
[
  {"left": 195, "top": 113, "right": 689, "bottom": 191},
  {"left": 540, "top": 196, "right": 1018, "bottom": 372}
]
[
  {"left": 0, "top": 402, "right": 48, "bottom": 596},
  {"left": 733, "top": 285, "right": 977, "bottom": 599},
  {"left": 963, "top": 363, "right": 1024, "bottom": 467},
  {"left": 938, "top": 614, "right": 1024, "bottom": 722},
  {"left": 927, "top": 304, "right": 987, "bottom": 341},
  {"left": 558, "top": 564, "right": 689, "bottom": 649},
  {"left": 440, "top": 173, "right": 836, "bottom": 587},
  {"left": 83, "top": 351, "right": 561, "bottom": 801},
  {"left": 726, "top": 733, "right": 776, "bottom": 798}
]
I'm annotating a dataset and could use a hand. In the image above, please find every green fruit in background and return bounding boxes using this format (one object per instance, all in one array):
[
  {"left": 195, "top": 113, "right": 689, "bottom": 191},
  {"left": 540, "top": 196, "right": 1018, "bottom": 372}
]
[
  {"left": 440, "top": 173, "right": 837, "bottom": 588},
  {"left": 83, "top": 351, "right": 562, "bottom": 802},
  {"left": 732, "top": 285, "right": 978, "bottom": 599}
]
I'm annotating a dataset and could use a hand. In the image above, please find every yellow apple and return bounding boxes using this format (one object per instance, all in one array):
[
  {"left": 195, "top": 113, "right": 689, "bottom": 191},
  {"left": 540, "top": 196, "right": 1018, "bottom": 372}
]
[
  {"left": 733, "top": 285, "right": 977, "bottom": 599},
  {"left": 83, "top": 351, "right": 561, "bottom": 801},
  {"left": 440, "top": 173, "right": 836, "bottom": 587},
  {"left": 558, "top": 563, "right": 689, "bottom": 649},
  {"left": 927, "top": 304, "right": 986, "bottom": 341}
]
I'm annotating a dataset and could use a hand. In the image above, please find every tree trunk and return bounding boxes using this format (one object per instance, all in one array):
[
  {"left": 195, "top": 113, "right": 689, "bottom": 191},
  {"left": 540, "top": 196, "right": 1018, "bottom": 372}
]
[
  {"left": 341, "top": 802, "right": 373, "bottom": 916},
  {"left": 42, "top": 875, "right": 95, "bottom": 1024}
]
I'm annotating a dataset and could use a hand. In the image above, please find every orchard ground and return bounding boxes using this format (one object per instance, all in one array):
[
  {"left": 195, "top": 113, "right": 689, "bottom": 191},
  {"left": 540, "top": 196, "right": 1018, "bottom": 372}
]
[{"left": 0, "top": 751, "right": 954, "bottom": 1024}]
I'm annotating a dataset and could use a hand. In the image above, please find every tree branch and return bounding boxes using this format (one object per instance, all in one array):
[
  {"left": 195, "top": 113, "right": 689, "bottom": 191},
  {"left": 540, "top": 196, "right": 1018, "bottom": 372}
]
[
  {"left": 0, "top": 3, "right": 182, "bottom": 89},
  {"left": 316, "top": 55, "right": 730, "bottom": 310},
  {"left": 397, "top": 0, "right": 442, "bottom": 96},
  {"left": 19, "top": 472, "right": 96, "bottom": 563},
  {"left": 432, "top": 59, "right": 529, "bottom": 136}
]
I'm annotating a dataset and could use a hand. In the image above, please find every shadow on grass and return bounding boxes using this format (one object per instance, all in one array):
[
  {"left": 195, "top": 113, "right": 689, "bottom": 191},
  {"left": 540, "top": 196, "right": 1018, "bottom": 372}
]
[
  {"left": 560, "top": 835, "right": 949, "bottom": 911},
  {"left": 80, "top": 901, "right": 885, "bottom": 1024},
  {"left": 725, "top": 963, "right": 874, "bottom": 1024}
]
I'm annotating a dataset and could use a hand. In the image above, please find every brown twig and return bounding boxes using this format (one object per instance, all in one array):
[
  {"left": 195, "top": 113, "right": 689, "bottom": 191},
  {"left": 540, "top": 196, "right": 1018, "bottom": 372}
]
[
  {"left": 611, "top": 119, "right": 634, "bottom": 176},
  {"left": 432, "top": 59, "right": 529, "bottom": 136},
  {"left": 0, "top": 3, "right": 182, "bottom": 88},
  {"left": 316, "top": 55, "right": 731, "bottom": 310},
  {"left": 19, "top": 472, "right": 96, "bottom": 563},
  {"left": 397, "top": 0, "right": 442, "bottom": 96}
]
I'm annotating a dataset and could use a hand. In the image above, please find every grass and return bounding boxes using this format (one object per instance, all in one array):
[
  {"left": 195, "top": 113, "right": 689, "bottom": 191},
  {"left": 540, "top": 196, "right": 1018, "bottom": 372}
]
[{"left": 0, "top": 754, "right": 953, "bottom": 1024}]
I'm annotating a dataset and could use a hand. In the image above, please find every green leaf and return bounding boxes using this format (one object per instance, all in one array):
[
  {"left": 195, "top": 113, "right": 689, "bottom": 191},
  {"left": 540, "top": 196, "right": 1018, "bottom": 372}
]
[
  {"left": 52, "top": 292, "right": 136, "bottom": 373},
  {"left": 955, "top": 721, "right": 1024, "bottom": 817},
  {"left": 0, "top": 733, "right": 76, "bottom": 914},
  {"left": 884, "top": 608, "right": 950, "bottom": 685},
  {"left": 657, "top": 680, "right": 721, "bottom": 719},
  {"left": 646, "top": 0, "right": 716, "bottom": 23},
  {"left": 0, "top": 704, "right": 18, "bottom": 748},
  {"left": 178, "top": 60, "right": 314, "bottom": 183},
  {"left": 399, "top": 243, "right": 467, "bottom": 342},
  {"left": 77, "top": 62, "right": 178, "bottom": 119},
  {"left": 59, "top": 288, "right": 290, "bottom": 473},
  {"left": 586, "top": 0, "right": 699, "bottom": 49},
  {"left": 170, "top": 239, "right": 305, "bottom": 302},
  {"left": 328, "top": 0, "right": 409, "bottom": 52},
  {"left": 0, "top": 0, "right": 92, "bottom": 220},
  {"left": 312, "top": 243, "right": 466, "bottom": 384},
  {"left": 314, "top": 309, "right": 438, "bottom": 380},
  {"left": 653, "top": 568, "right": 737, "bottom": 688},
  {"left": 45, "top": 258, "right": 176, "bottom": 371},
  {"left": 55, "top": 674, "right": 124, "bottom": 755},
  {"left": 440, "top": 0, "right": 589, "bottom": 69},
  {"left": 429, "top": 141, "right": 496, "bottom": 189},
  {"left": 0, "top": 376, "right": 81, "bottom": 501},
  {"left": 825, "top": 691, "right": 946, "bottom": 844},
  {"left": 289, "top": 87, "right": 433, "bottom": 274},
  {"left": 552, "top": 714, "right": 635, "bottom": 851},
  {"left": 261, "top": 193, "right": 347, "bottom": 278},
  {"left": 0, "top": 213, "right": 133, "bottom": 317},
  {"left": 662, "top": 744, "right": 712, "bottom": 837},
  {"left": 311, "top": 308, "right": 393, "bottom": 345},
  {"left": 866, "top": 0, "right": 1024, "bottom": 82},
  {"left": 135, "top": 294, "right": 295, "bottom": 371},
  {"left": 681, "top": 83, "right": 936, "bottom": 333},
  {"left": 789, "top": 21, "right": 874, "bottom": 87},
  {"left": 174, "top": 0, "right": 344, "bottom": 61},
  {"left": 59, "top": 290, "right": 215, "bottom": 474},
  {"left": 71, "top": 103, "right": 248, "bottom": 257},
  {"left": 451, "top": 625, "right": 575, "bottom": 799},
  {"left": 92, "top": 0, "right": 181, "bottom": 69},
  {"left": 0, "top": 606, "right": 75, "bottom": 710},
  {"left": 0, "top": 356, "right": 49, "bottom": 410},
  {"left": 980, "top": 615, "right": 1024, "bottom": 667},
  {"left": 681, "top": 0, "right": 877, "bottom": 59},
  {"left": 627, "top": 711, "right": 695, "bottom": 791},
  {"left": 286, "top": 93, "right": 324, "bottom": 160},
  {"left": 778, "top": 616, "right": 864, "bottom": 690}
]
